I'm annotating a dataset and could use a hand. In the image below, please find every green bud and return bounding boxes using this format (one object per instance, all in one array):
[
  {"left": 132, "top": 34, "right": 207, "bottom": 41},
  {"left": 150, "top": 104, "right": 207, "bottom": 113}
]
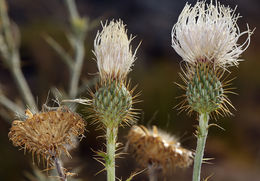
[
  {"left": 93, "top": 81, "right": 132, "bottom": 126},
  {"left": 186, "top": 63, "right": 224, "bottom": 114}
]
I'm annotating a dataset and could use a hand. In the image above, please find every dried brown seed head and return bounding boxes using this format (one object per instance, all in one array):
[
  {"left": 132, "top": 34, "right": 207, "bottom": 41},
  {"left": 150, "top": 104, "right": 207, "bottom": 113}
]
[
  {"left": 127, "top": 125, "right": 193, "bottom": 173},
  {"left": 8, "top": 106, "right": 85, "bottom": 164}
]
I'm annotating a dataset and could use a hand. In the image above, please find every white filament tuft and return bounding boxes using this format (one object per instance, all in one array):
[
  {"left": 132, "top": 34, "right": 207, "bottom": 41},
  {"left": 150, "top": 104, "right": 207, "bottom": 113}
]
[
  {"left": 171, "top": 1, "right": 253, "bottom": 68},
  {"left": 94, "top": 19, "right": 138, "bottom": 80}
]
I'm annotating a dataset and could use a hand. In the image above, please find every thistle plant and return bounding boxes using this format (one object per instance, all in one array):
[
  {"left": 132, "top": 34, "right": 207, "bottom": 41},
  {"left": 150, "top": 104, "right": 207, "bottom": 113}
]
[
  {"left": 171, "top": 1, "right": 252, "bottom": 181},
  {"left": 91, "top": 20, "right": 139, "bottom": 181},
  {"left": 127, "top": 125, "right": 193, "bottom": 181},
  {"left": 8, "top": 106, "right": 85, "bottom": 181}
]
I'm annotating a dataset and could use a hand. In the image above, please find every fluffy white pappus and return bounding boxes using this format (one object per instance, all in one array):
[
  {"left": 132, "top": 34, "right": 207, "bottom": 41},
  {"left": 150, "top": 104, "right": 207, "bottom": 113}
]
[
  {"left": 93, "top": 20, "right": 138, "bottom": 81},
  {"left": 171, "top": 1, "right": 253, "bottom": 68}
]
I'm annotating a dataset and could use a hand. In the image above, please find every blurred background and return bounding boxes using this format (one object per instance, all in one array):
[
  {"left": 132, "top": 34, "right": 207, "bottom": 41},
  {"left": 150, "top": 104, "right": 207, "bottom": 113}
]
[{"left": 0, "top": 0, "right": 259, "bottom": 180}]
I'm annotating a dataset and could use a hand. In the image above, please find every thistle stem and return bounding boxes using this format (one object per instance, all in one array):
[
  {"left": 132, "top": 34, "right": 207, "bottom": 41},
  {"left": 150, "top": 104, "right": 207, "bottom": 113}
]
[
  {"left": 148, "top": 165, "right": 161, "bottom": 181},
  {"left": 54, "top": 157, "right": 67, "bottom": 181},
  {"left": 69, "top": 40, "right": 85, "bottom": 98},
  {"left": 10, "top": 59, "right": 37, "bottom": 110},
  {"left": 64, "top": 0, "right": 79, "bottom": 20},
  {"left": 0, "top": 0, "right": 37, "bottom": 111},
  {"left": 192, "top": 112, "right": 209, "bottom": 181},
  {"left": 106, "top": 126, "right": 118, "bottom": 181},
  {"left": 64, "top": 0, "right": 86, "bottom": 98},
  {"left": 0, "top": 93, "right": 24, "bottom": 115}
]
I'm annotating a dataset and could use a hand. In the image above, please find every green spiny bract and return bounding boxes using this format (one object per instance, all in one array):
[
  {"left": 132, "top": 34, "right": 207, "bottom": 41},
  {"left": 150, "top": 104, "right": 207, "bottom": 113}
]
[
  {"left": 186, "top": 63, "right": 224, "bottom": 114},
  {"left": 93, "top": 80, "right": 132, "bottom": 127}
]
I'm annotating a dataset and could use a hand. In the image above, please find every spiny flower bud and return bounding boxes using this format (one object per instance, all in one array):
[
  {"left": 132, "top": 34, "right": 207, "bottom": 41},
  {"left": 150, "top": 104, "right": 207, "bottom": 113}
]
[
  {"left": 186, "top": 62, "right": 224, "bottom": 114},
  {"left": 126, "top": 125, "right": 193, "bottom": 173},
  {"left": 171, "top": 1, "right": 252, "bottom": 68},
  {"left": 91, "top": 79, "right": 137, "bottom": 128},
  {"left": 177, "top": 62, "right": 231, "bottom": 115},
  {"left": 92, "top": 80, "right": 133, "bottom": 127},
  {"left": 93, "top": 19, "right": 138, "bottom": 81},
  {"left": 8, "top": 106, "right": 85, "bottom": 164}
]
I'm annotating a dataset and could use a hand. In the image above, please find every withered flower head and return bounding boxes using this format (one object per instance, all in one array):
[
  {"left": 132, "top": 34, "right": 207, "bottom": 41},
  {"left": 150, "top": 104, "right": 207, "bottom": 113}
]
[
  {"left": 127, "top": 125, "right": 193, "bottom": 173},
  {"left": 8, "top": 106, "right": 85, "bottom": 164}
]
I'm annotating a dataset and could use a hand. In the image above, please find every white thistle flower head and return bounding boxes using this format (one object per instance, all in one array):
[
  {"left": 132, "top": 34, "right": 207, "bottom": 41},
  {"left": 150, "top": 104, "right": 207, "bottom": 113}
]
[
  {"left": 171, "top": 1, "right": 253, "bottom": 68},
  {"left": 94, "top": 19, "right": 138, "bottom": 81}
]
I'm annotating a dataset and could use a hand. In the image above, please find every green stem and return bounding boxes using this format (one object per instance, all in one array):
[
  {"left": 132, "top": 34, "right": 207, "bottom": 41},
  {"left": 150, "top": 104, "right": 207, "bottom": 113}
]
[
  {"left": 192, "top": 112, "right": 209, "bottom": 181},
  {"left": 69, "top": 39, "right": 84, "bottom": 98},
  {"left": 106, "top": 126, "right": 118, "bottom": 181}
]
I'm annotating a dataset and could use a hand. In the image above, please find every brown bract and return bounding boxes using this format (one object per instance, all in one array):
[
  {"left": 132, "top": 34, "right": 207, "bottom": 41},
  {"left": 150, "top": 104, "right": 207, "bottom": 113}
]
[
  {"left": 127, "top": 125, "right": 193, "bottom": 173},
  {"left": 8, "top": 106, "right": 85, "bottom": 164}
]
